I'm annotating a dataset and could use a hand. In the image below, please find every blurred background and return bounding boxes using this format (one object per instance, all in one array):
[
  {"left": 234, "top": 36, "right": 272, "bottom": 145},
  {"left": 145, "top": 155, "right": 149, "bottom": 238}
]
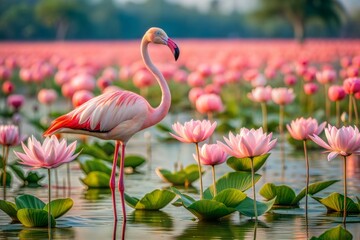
[{"left": 0, "top": 0, "right": 360, "bottom": 42}]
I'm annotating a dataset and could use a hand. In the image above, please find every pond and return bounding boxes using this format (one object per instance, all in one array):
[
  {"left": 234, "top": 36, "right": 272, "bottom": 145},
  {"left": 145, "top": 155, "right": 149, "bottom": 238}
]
[{"left": 1, "top": 113, "right": 360, "bottom": 240}]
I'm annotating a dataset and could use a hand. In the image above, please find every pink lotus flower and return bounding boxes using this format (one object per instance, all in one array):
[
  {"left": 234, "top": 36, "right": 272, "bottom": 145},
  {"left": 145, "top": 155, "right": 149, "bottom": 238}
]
[
  {"left": 286, "top": 117, "right": 326, "bottom": 141},
  {"left": 271, "top": 87, "right": 295, "bottom": 105},
  {"left": 194, "top": 143, "right": 227, "bottom": 166},
  {"left": 188, "top": 87, "right": 205, "bottom": 105},
  {"left": 7, "top": 94, "right": 25, "bottom": 111},
  {"left": 14, "top": 135, "right": 79, "bottom": 169},
  {"left": 2, "top": 81, "right": 14, "bottom": 95},
  {"left": 304, "top": 82, "right": 319, "bottom": 95},
  {"left": 343, "top": 77, "right": 360, "bottom": 94},
  {"left": 195, "top": 93, "right": 224, "bottom": 114},
  {"left": 247, "top": 86, "right": 272, "bottom": 103},
  {"left": 316, "top": 69, "right": 336, "bottom": 84},
  {"left": 310, "top": 125, "right": 360, "bottom": 161},
  {"left": 218, "top": 127, "right": 277, "bottom": 159},
  {"left": 72, "top": 90, "right": 94, "bottom": 107},
  {"left": 328, "top": 85, "right": 346, "bottom": 102},
  {"left": 0, "top": 125, "right": 21, "bottom": 146},
  {"left": 170, "top": 119, "right": 216, "bottom": 144},
  {"left": 38, "top": 89, "right": 58, "bottom": 105}
]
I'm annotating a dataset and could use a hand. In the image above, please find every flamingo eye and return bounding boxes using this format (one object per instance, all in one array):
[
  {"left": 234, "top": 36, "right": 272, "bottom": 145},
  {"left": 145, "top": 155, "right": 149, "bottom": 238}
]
[{"left": 156, "top": 31, "right": 160, "bottom": 36}]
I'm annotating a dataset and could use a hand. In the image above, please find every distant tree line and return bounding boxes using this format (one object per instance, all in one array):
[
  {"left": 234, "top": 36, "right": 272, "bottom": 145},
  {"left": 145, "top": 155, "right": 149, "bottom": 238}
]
[{"left": 0, "top": 0, "right": 359, "bottom": 41}]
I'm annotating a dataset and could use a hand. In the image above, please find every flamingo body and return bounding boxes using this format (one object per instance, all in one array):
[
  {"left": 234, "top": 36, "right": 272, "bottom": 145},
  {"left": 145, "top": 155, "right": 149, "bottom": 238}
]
[{"left": 43, "top": 27, "right": 180, "bottom": 222}]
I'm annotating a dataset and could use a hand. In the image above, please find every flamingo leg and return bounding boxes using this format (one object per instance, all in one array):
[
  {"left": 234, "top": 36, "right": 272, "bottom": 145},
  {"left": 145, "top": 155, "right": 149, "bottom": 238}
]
[
  {"left": 110, "top": 141, "right": 121, "bottom": 221},
  {"left": 118, "top": 142, "right": 127, "bottom": 222}
]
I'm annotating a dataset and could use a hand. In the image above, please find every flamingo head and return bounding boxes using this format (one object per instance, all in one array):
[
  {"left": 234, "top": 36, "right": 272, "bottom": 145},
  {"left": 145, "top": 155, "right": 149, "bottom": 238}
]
[{"left": 146, "top": 27, "right": 180, "bottom": 61}]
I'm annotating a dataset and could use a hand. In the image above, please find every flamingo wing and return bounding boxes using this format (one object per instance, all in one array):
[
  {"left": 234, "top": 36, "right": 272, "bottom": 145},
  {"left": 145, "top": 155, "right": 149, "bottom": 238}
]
[{"left": 44, "top": 91, "right": 149, "bottom": 139}]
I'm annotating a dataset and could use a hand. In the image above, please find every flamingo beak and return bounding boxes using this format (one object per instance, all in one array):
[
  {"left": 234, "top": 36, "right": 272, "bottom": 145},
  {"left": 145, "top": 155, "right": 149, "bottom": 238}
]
[{"left": 167, "top": 37, "right": 180, "bottom": 61}]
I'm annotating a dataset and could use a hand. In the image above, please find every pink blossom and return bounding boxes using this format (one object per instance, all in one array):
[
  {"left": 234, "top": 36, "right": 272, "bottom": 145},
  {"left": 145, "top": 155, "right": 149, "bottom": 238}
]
[
  {"left": 170, "top": 119, "right": 217, "bottom": 143},
  {"left": 14, "top": 135, "right": 79, "bottom": 169},
  {"left": 310, "top": 125, "right": 360, "bottom": 161},
  {"left": 271, "top": 87, "right": 295, "bottom": 105},
  {"left": 194, "top": 143, "right": 227, "bottom": 166},
  {"left": 7, "top": 94, "right": 25, "bottom": 111},
  {"left": 2, "top": 81, "right": 14, "bottom": 95},
  {"left": 248, "top": 86, "right": 272, "bottom": 103},
  {"left": 188, "top": 87, "right": 205, "bottom": 105},
  {"left": 72, "top": 90, "right": 94, "bottom": 107},
  {"left": 286, "top": 117, "right": 326, "bottom": 141},
  {"left": 38, "top": 89, "right": 58, "bottom": 105},
  {"left": 304, "top": 82, "right": 319, "bottom": 95},
  {"left": 343, "top": 77, "right": 360, "bottom": 94},
  {"left": 328, "top": 85, "right": 346, "bottom": 102},
  {"left": 0, "top": 125, "right": 21, "bottom": 146},
  {"left": 195, "top": 93, "right": 223, "bottom": 114},
  {"left": 218, "top": 128, "right": 277, "bottom": 159},
  {"left": 133, "top": 69, "right": 155, "bottom": 88},
  {"left": 316, "top": 69, "right": 336, "bottom": 84}
]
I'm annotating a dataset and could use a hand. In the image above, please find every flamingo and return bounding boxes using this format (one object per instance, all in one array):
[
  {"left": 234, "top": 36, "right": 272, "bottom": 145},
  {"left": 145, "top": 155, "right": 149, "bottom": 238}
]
[{"left": 43, "top": 27, "right": 180, "bottom": 222}]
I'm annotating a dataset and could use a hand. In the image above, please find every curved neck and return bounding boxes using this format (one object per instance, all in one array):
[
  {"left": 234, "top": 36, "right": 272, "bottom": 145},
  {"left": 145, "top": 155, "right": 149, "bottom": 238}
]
[{"left": 141, "top": 37, "right": 171, "bottom": 128}]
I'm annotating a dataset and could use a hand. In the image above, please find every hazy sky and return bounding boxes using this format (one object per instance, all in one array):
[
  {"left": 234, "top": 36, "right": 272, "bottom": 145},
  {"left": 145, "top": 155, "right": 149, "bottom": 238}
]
[{"left": 118, "top": 0, "right": 360, "bottom": 14}]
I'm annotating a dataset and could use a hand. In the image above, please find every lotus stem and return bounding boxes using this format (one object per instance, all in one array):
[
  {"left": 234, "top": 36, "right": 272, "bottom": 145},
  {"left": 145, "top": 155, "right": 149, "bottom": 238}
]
[
  {"left": 279, "top": 105, "right": 284, "bottom": 135},
  {"left": 48, "top": 168, "right": 52, "bottom": 230},
  {"left": 348, "top": 94, "right": 353, "bottom": 125},
  {"left": 2, "top": 145, "right": 9, "bottom": 200},
  {"left": 211, "top": 165, "right": 217, "bottom": 197},
  {"left": 208, "top": 112, "right": 214, "bottom": 144},
  {"left": 325, "top": 84, "right": 330, "bottom": 120},
  {"left": 336, "top": 101, "right": 341, "bottom": 127},
  {"left": 195, "top": 142, "right": 204, "bottom": 199},
  {"left": 261, "top": 102, "right": 268, "bottom": 132},
  {"left": 67, "top": 163, "right": 71, "bottom": 196},
  {"left": 303, "top": 140, "right": 309, "bottom": 217},
  {"left": 343, "top": 156, "right": 348, "bottom": 225},
  {"left": 250, "top": 157, "right": 258, "bottom": 220},
  {"left": 351, "top": 95, "right": 359, "bottom": 126}
]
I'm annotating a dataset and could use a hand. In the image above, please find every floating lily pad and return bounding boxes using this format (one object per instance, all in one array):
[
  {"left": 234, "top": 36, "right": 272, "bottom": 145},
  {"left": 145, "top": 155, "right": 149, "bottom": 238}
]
[
  {"left": 227, "top": 153, "right": 270, "bottom": 172},
  {"left": 124, "top": 155, "right": 146, "bottom": 169},
  {"left": 10, "top": 164, "right": 45, "bottom": 187},
  {"left": 15, "top": 194, "right": 45, "bottom": 210},
  {"left": 17, "top": 209, "right": 56, "bottom": 227},
  {"left": 310, "top": 225, "right": 353, "bottom": 240},
  {"left": 124, "top": 189, "right": 176, "bottom": 210},
  {"left": 312, "top": 193, "right": 360, "bottom": 213},
  {"left": 79, "top": 159, "right": 112, "bottom": 175},
  {"left": 235, "top": 197, "right": 276, "bottom": 217},
  {"left": 44, "top": 198, "right": 74, "bottom": 219},
  {"left": 156, "top": 164, "right": 201, "bottom": 186},
  {"left": 172, "top": 187, "right": 247, "bottom": 221},
  {"left": 80, "top": 171, "right": 110, "bottom": 188},
  {"left": 259, "top": 180, "right": 339, "bottom": 207},
  {"left": 0, "top": 171, "right": 12, "bottom": 186},
  {"left": 77, "top": 142, "right": 112, "bottom": 161},
  {"left": 0, "top": 200, "right": 18, "bottom": 222},
  {"left": 204, "top": 172, "right": 261, "bottom": 199}
]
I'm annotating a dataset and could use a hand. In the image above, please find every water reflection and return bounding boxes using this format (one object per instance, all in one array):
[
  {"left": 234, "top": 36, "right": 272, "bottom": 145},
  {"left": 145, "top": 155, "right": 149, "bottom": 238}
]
[
  {"left": 129, "top": 210, "right": 173, "bottom": 230},
  {"left": 83, "top": 188, "right": 111, "bottom": 200},
  {"left": 0, "top": 225, "right": 75, "bottom": 240}
]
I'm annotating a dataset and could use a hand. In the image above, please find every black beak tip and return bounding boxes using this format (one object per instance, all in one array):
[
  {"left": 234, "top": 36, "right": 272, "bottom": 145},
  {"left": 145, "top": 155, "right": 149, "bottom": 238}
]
[{"left": 174, "top": 47, "right": 180, "bottom": 61}]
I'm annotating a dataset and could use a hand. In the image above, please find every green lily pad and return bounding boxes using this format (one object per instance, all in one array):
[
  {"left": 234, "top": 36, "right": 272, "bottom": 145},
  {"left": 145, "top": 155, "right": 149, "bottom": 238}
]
[
  {"left": 312, "top": 193, "right": 360, "bottom": 213},
  {"left": 80, "top": 171, "right": 110, "bottom": 188},
  {"left": 259, "top": 183, "right": 296, "bottom": 206},
  {"left": 213, "top": 189, "right": 247, "bottom": 208},
  {"left": 310, "top": 225, "right": 353, "bottom": 240},
  {"left": 0, "top": 200, "right": 18, "bottom": 222},
  {"left": 94, "top": 141, "right": 115, "bottom": 156},
  {"left": 236, "top": 197, "right": 276, "bottom": 217},
  {"left": 259, "top": 180, "right": 339, "bottom": 207},
  {"left": 79, "top": 159, "right": 112, "bottom": 175},
  {"left": 44, "top": 198, "right": 74, "bottom": 219},
  {"left": 124, "top": 155, "right": 146, "bottom": 169},
  {"left": 204, "top": 172, "right": 261, "bottom": 199},
  {"left": 0, "top": 171, "right": 12, "bottom": 186},
  {"left": 10, "top": 164, "right": 45, "bottom": 187},
  {"left": 156, "top": 164, "right": 201, "bottom": 186},
  {"left": 227, "top": 153, "right": 270, "bottom": 172},
  {"left": 77, "top": 143, "right": 112, "bottom": 161},
  {"left": 17, "top": 209, "right": 56, "bottom": 227},
  {"left": 15, "top": 194, "right": 45, "bottom": 210},
  {"left": 292, "top": 180, "right": 339, "bottom": 205},
  {"left": 124, "top": 189, "right": 176, "bottom": 210},
  {"left": 171, "top": 187, "right": 196, "bottom": 207}
]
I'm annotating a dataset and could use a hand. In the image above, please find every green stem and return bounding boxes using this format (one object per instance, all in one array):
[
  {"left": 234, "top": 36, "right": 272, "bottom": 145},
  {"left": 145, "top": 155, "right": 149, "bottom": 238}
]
[
  {"left": 325, "top": 84, "right": 330, "bottom": 119},
  {"left": 2, "top": 146, "right": 9, "bottom": 200},
  {"left": 336, "top": 101, "right": 340, "bottom": 128},
  {"left": 279, "top": 105, "right": 284, "bottom": 135},
  {"left": 48, "top": 169, "right": 52, "bottom": 230},
  {"left": 303, "top": 140, "right": 309, "bottom": 217},
  {"left": 195, "top": 143, "right": 203, "bottom": 199},
  {"left": 250, "top": 157, "right": 258, "bottom": 220},
  {"left": 211, "top": 165, "right": 217, "bottom": 197},
  {"left": 343, "top": 156, "right": 348, "bottom": 225},
  {"left": 349, "top": 95, "right": 353, "bottom": 125},
  {"left": 261, "top": 102, "right": 268, "bottom": 132},
  {"left": 67, "top": 163, "right": 71, "bottom": 196},
  {"left": 351, "top": 95, "right": 359, "bottom": 126}
]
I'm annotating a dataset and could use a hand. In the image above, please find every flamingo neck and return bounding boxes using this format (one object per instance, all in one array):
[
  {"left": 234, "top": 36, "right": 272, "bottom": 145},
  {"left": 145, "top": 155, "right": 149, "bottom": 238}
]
[{"left": 141, "top": 38, "right": 171, "bottom": 129}]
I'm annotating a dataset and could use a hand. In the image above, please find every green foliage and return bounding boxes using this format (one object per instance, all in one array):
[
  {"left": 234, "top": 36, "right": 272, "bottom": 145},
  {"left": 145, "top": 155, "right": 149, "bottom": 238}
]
[
  {"left": 9, "top": 164, "right": 45, "bottom": 187},
  {"left": 235, "top": 197, "right": 276, "bottom": 217},
  {"left": 310, "top": 225, "right": 353, "bottom": 240},
  {"left": 79, "top": 159, "right": 112, "bottom": 175},
  {"left": 156, "top": 164, "right": 201, "bottom": 186},
  {"left": 15, "top": 194, "right": 46, "bottom": 210},
  {"left": 80, "top": 171, "right": 110, "bottom": 188},
  {"left": 227, "top": 153, "right": 270, "bottom": 172},
  {"left": 0, "top": 200, "right": 18, "bottom": 222},
  {"left": 312, "top": 193, "right": 360, "bottom": 213},
  {"left": 124, "top": 189, "right": 176, "bottom": 210},
  {"left": 124, "top": 155, "right": 146, "bottom": 169},
  {"left": 44, "top": 198, "right": 74, "bottom": 219},
  {"left": 17, "top": 209, "right": 56, "bottom": 227}
]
